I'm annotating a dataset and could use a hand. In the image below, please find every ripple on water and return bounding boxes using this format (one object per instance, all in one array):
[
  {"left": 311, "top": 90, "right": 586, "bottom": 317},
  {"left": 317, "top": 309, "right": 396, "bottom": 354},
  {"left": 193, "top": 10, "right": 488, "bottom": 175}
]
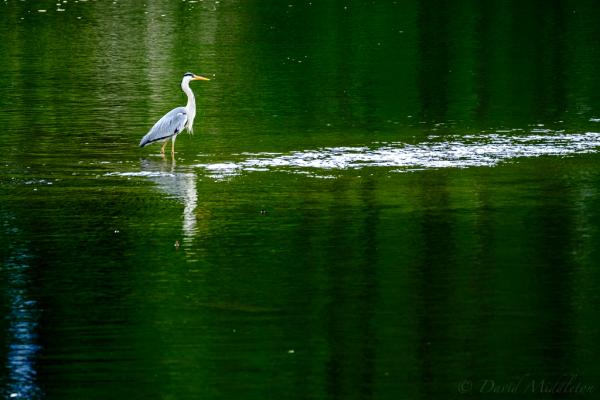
[
  {"left": 193, "top": 132, "right": 600, "bottom": 176},
  {"left": 101, "top": 132, "right": 600, "bottom": 180}
]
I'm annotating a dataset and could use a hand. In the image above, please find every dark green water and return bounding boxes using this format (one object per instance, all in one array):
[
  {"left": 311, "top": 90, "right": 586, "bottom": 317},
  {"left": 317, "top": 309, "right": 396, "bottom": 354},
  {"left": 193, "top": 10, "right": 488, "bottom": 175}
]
[{"left": 2, "top": 0, "right": 600, "bottom": 398}]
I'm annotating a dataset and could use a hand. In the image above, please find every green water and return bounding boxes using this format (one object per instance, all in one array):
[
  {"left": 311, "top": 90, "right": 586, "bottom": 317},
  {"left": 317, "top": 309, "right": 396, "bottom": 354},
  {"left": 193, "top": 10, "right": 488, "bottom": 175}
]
[{"left": 2, "top": 0, "right": 600, "bottom": 398}]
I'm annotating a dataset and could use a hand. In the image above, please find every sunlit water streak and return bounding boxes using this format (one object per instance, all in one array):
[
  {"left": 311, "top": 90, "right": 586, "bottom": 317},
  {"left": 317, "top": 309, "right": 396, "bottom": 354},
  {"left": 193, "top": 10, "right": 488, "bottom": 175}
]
[
  {"left": 190, "top": 132, "right": 600, "bottom": 177},
  {"left": 2, "top": 246, "right": 42, "bottom": 399},
  {"left": 102, "top": 132, "right": 600, "bottom": 181}
]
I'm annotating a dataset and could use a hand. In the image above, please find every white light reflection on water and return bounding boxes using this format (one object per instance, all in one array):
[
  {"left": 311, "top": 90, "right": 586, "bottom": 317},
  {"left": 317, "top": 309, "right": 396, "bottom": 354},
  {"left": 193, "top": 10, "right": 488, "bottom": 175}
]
[
  {"left": 194, "top": 132, "right": 600, "bottom": 176},
  {"left": 99, "top": 132, "right": 600, "bottom": 262},
  {"left": 3, "top": 246, "right": 42, "bottom": 399}
]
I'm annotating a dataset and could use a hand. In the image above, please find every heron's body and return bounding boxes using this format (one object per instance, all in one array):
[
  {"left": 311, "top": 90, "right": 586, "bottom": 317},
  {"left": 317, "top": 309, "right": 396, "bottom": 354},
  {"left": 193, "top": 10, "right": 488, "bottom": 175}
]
[{"left": 139, "top": 73, "right": 209, "bottom": 154}]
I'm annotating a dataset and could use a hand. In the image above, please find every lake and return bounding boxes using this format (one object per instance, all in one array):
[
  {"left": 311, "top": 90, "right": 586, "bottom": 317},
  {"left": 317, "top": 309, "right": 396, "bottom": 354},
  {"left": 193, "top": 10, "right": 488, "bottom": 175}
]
[{"left": 1, "top": 0, "right": 599, "bottom": 398}]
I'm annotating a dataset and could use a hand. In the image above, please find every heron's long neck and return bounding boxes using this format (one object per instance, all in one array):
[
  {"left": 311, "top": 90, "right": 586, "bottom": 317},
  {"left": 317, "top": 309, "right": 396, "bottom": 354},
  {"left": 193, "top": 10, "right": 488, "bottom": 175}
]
[{"left": 182, "top": 81, "right": 196, "bottom": 133}]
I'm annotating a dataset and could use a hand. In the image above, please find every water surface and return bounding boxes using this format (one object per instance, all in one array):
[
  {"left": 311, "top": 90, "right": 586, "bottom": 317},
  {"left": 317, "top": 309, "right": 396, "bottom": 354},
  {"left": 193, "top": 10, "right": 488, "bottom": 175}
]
[{"left": 1, "top": 0, "right": 600, "bottom": 398}]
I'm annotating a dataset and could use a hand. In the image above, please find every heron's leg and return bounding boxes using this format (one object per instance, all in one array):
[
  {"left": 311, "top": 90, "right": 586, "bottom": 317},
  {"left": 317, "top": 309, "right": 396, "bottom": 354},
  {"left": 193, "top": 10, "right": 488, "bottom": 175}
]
[
  {"left": 171, "top": 135, "right": 177, "bottom": 154},
  {"left": 160, "top": 140, "right": 169, "bottom": 154}
]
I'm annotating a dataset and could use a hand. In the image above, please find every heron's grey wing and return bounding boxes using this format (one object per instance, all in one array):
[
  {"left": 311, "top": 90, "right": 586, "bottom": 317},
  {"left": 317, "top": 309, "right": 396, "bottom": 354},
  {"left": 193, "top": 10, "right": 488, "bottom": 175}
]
[{"left": 139, "top": 107, "right": 188, "bottom": 147}]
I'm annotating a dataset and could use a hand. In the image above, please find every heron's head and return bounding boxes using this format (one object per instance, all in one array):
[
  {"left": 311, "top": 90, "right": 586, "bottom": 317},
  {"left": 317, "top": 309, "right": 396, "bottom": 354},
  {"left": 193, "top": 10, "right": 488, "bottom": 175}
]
[{"left": 182, "top": 72, "right": 210, "bottom": 86}]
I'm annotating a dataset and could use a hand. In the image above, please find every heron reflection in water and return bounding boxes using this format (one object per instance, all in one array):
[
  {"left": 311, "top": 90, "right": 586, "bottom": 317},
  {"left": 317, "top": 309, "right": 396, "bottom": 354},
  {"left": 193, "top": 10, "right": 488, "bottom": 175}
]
[
  {"left": 139, "top": 72, "right": 210, "bottom": 154},
  {"left": 139, "top": 156, "right": 200, "bottom": 240}
]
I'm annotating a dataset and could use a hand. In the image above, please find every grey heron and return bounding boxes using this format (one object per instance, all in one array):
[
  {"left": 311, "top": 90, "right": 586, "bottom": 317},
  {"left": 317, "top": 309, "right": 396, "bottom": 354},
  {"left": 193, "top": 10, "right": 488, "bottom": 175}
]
[{"left": 139, "top": 72, "right": 210, "bottom": 154}]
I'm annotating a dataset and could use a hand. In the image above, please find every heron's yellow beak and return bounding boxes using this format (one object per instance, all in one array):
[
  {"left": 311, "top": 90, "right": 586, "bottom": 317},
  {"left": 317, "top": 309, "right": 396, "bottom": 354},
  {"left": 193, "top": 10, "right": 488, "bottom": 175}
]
[{"left": 194, "top": 76, "right": 210, "bottom": 81}]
